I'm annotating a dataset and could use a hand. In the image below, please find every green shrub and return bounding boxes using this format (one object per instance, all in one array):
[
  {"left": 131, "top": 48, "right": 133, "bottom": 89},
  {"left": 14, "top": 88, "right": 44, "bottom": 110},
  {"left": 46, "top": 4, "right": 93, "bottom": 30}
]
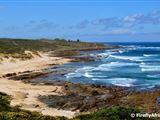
[
  {"left": 0, "top": 38, "right": 105, "bottom": 54},
  {"left": 73, "top": 107, "right": 154, "bottom": 120},
  {"left": 1, "top": 92, "right": 151, "bottom": 120},
  {"left": 0, "top": 92, "right": 66, "bottom": 120},
  {"left": 0, "top": 92, "right": 11, "bottom": 112}
]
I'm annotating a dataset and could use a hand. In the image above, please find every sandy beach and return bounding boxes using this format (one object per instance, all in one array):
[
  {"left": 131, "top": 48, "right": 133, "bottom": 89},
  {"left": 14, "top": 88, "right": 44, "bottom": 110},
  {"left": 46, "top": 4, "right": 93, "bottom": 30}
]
[
  {"left": 0, "top": 52, "right": 76, "bottom": 118},
  {"left": 0, "top": 52, "right": 71, "bottom": 76}
]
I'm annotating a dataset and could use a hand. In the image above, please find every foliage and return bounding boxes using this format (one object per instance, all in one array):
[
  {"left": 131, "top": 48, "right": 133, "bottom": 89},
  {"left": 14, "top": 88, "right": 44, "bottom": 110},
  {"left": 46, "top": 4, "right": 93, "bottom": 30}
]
[
  {"left": 0, "top": 92, "right": 11, "bottom": 112},
  {"left": 73, "top": 107, "right": 155, "bottom": 120},
  {"left": 0, "top": 92, "right": 155, "bottom": 120},
  {"left": 0, "top": 38, "right": 105, "bottom": 54},
  {"left": 0, "top": 92, "right": 67, "bottom": 120}
]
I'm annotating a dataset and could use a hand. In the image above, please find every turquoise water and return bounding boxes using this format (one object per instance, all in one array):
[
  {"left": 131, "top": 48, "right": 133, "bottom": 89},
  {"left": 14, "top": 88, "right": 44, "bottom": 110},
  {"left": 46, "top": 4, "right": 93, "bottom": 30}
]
[{"left": 64, "top": 42, "right": 160, "bottom": 90}]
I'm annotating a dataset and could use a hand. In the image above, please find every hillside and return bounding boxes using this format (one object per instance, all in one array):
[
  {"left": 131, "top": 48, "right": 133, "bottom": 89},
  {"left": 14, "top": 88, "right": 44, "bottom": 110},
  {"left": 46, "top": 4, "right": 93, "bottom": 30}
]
[{"left": 0, "top": 38, "right": 108, "bottom": 54}]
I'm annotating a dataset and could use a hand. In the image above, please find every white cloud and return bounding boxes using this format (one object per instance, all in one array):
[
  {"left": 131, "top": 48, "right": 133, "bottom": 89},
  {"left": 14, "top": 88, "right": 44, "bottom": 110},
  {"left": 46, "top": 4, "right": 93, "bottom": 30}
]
[
  {"left": 123, "top": 13, "right": 143, "bottom": 23},
  {"left": 106, "top": 28, "right": 134, "bottom": 35}
]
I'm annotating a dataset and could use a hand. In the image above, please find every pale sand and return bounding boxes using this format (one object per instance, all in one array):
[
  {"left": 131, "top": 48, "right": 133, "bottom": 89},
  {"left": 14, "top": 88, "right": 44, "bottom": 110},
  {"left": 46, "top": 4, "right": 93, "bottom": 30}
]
[
  {"left": 0, "top": 52, "right": 71, "bottom": 76},
  {"left": 0, "top": 52, "right": 76, "bottom": 118}
]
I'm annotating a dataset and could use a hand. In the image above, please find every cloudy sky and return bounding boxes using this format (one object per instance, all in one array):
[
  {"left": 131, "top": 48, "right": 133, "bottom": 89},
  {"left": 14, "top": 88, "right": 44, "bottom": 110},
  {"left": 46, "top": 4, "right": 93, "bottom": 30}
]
[{"left": 0, "top": 0, "right": 160, "bottom": 42}]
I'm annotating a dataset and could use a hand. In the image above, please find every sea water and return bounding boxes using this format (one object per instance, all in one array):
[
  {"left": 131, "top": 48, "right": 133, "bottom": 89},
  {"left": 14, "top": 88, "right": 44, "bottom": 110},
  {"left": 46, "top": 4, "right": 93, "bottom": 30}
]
[{"left": 64, "top": 42, "right": 160, "bottom": 90}]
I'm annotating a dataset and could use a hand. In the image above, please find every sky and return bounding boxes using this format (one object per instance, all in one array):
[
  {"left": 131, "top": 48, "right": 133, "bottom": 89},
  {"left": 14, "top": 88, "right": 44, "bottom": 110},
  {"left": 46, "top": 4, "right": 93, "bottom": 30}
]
[{"left": 0, "top": 0, "right": 160, "bottom": 42}]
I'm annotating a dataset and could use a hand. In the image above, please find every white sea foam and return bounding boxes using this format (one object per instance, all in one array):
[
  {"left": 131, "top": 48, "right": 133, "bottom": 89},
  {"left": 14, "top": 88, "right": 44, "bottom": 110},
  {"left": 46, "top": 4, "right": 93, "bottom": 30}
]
[
  {"left": 84, "top": 72, "right": 93, "bottom": 78},
  {"left": 141, "top": 68, "right": 160, "bottom": 72},
  {"left": 92, "top": 78, "right": 136, "bottom": 87},
  {"left": 109, "top": 55, "right": 142, "bottom": 62},
  {"left": 126, "top": 46, "right": 138, "bottom": 50},
  {"left": 65, "top": 44, "right": 160, "bottom": 89},
  {"left": 93, "top": 62, "right": 137, "bottom": 71},
  {"left": 140, "top": 62, "right": 145, "bottom": 65},
  {"left": 65, "top": 73, "right": 83, "bottom": 78},
  {"left": 92, "top": 78, "right": 107, "bottom": 81},
  {"left": 66, "top": 66, "right": 107, "bottom": 78},
  {"left": 140, "top": 63, "right": 160, "bottom": 72},
  {"left": 98, "top": 50, "right": 118, "bottom": 58},
  {"left": 118, "top": 50, "right": 124, "bottom": 53},
  {"left": 110, "top": 78, "right": 136, "bottom": 87},
  {"left": 66, "top": 66, "right": 94, "bottom": 78},
  {"left": 140, "top": 64, "right": 160, "bottom": 68},
  {"left": 95, "top": 75, "right": 107, "bottom": 78},
  {"left": 93, "top": 64, "right": 111, "bottom": 71},
  {"left": 75, "top": 66, "right": 94, "bottom": 73},
  {"left": 98, "top": 53, "right": 109, "bottom": 58},
  {"left": 137, "top": 46, "right": 160, "bottom": 50},
  {"left": 66, "top": 71, "right": 93, "bottom": 78},
  {"left": 90, "top": 53, "right": 97, "bottom": 57},
  {"left": 143, "top": 54, "right": 158, "bottom": 57},
  {"left": 147, "top": 74, "right": 160, "bottom": 78}
]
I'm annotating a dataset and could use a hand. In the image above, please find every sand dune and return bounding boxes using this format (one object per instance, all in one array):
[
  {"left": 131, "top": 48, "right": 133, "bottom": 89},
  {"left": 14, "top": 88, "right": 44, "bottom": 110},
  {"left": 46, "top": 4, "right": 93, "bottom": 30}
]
[
  {"left": 0, "top": 52, "right": 71, "bottom": 76},
  {"left": 0, "top": 53, "right": 76, "bottom": 118}
]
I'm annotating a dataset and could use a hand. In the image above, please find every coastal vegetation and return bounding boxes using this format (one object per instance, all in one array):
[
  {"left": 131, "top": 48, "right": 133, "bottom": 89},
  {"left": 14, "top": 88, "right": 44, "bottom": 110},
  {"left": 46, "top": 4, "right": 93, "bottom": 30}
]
[
  {"left": 0, "top": 38, "right": 107, "bottom": 54},
  {"left": 1, "top": 92, "right": 150, "bottom": 120},
  {"left": 0, "top": 38, "right": 114, "bottom": 61},
  {"left": 0, "top": 38, "right": 155, "bottom": 120},
  {"left": 0, "top": 92, "right": 60, "bottom": 120}
]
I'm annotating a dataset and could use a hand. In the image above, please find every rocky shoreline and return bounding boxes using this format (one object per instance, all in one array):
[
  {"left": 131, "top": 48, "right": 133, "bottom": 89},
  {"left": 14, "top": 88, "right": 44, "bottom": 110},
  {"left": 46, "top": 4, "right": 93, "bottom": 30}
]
[
  {"left": 2, "top": 65, "right": 132, "bottom": 114},
  {"left": 1, "top": 48, "right": 160, "bottom": 117},
  {"left": 1, "top": 45, "right": 160, "bottom": 118},
  {"left": 5, "top": 65, "right": 160, "bottom": 115}
]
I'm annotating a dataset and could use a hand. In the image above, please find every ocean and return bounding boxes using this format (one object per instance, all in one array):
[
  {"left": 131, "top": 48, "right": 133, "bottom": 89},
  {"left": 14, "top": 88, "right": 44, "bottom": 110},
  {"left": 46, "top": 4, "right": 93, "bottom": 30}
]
[{"left": 39, "top": 42, "right": 160, "bottom": 90}]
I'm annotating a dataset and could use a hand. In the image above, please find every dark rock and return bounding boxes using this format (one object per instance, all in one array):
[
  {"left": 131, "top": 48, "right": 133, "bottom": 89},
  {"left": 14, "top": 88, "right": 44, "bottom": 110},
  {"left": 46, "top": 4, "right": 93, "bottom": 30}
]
[
  {"left": 9, "top": 72, "right": 48, "bottom": 81},
  {"left": 35, "top": 104, "right": 40, "bottom": 108},
  {"left": 38, "top": 82, "right": 129, "bottom": 112},
  {"left": 91, "top": 90, "right": 99, "bottom": 96},
  {"left": 2, "top": 73, "right": 17, "bottom": 78}
]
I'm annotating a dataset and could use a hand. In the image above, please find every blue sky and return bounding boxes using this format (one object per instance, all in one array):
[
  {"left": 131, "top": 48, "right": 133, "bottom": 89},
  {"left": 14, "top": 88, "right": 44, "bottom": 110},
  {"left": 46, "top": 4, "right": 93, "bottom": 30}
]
[{"left": 0, "top": 0, "right": 160, "bottom": 42}]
